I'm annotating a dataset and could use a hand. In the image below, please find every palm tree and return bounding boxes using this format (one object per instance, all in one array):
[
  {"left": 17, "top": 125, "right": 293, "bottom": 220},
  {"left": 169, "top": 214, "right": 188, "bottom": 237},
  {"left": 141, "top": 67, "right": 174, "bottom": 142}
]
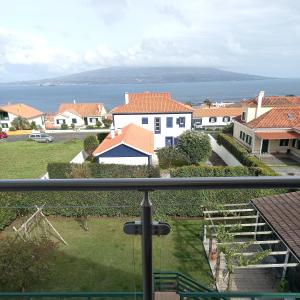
[
  {"left": 11, "top": 116, "right": 31, "bottom": 130},
  {"left": 203, "top": 99, "right": 213, "bottom": 108}
]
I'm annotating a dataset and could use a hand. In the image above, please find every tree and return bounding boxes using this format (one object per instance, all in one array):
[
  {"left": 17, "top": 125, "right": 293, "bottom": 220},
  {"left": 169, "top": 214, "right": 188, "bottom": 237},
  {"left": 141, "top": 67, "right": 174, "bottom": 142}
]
[
  {"left": 215, "top": 224, "right": 271, "bottom": 290},
  {"left": 157, "top": 147, "right": 190, "bottom": 169},
  {"left": 96, "top": 120, "right": 102, "bottom": 128},
  {"left": 204, "top": 99, "right": 213, "bottom": 108},
  {"left": 0, "top": 236, "right": 57, "bottom": 291},
  {"left": 84, "top": 135, "right": 99, "bottom": 156},
  {"left": 177, "top": 130, "right": 212, "bottom": 164},
  {"left": 0, "top": 127, "right": 2, "bottom": 133},
  {"left": 11, "top": 116, "right": 30, "bottom": 130},
  {"left": 30, "top": 121, "right": 37, "bottom": 130}
]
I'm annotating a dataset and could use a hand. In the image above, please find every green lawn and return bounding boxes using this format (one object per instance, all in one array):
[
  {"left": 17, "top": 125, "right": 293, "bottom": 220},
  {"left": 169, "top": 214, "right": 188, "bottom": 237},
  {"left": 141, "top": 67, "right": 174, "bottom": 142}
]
[
  {"left": 0, "top": 140, "right": 83, "bottom": 179},
  {"left": 3, "top": 217, "right": 214, "bottom": 292}
]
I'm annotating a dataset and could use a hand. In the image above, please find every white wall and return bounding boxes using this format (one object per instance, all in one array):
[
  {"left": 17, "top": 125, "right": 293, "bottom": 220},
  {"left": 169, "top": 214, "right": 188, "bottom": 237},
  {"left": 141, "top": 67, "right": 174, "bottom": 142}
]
[
  {"left": 98, "top": 156, "right": 149, "bottom": 165},
  {"left": 28, "top": 115, "right": 45, "bottom": 129},
  {"left": 208, "top": 134, "right": 242, "bottom": 166},
  {"left": 196, "top": 116, "right": 233, "bottom": 127},
  {"left": 54, "top": 111, "right": 85, "bottom": 127},
  {"left": 113, "top": 113, "right": 192, "bottom": 149},
  {"left": 70, "top": 150, "right": 88, "bottom": 164}
]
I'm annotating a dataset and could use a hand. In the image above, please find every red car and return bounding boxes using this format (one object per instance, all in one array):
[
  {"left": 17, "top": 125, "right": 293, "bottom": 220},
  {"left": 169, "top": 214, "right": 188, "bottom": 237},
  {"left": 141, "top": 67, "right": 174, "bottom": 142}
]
[{"left": 0, "top": 132, "right": 8, "bottom": 139}]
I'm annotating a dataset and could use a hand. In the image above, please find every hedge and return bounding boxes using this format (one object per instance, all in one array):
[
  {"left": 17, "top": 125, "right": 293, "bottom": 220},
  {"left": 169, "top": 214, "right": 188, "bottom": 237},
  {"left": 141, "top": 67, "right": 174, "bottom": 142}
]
[
  {"left": 47, "top": 162, "right": 160, "bottom": 179},
  {"left": 216, "top": 133, "right": 277, "bottom": 176},
  {"left": 97, "top": 132, "right": 109, "bottom": 143}
]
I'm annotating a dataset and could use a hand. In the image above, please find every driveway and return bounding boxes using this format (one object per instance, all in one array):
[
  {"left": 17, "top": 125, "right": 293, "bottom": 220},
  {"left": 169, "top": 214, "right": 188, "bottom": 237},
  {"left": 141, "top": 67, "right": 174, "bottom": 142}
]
[
  {"left": 256, "top": 153, "right": 300, "bottom": 176},
  {"left": 3, "top": 132, "right": 98, "bottom": 143}
]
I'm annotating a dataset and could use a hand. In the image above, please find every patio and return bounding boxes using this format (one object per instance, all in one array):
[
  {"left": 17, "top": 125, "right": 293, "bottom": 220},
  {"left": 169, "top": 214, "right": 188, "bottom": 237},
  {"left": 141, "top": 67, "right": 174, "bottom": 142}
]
[{"left": 256, "top": 153, "right": 300, "bottom": 176}]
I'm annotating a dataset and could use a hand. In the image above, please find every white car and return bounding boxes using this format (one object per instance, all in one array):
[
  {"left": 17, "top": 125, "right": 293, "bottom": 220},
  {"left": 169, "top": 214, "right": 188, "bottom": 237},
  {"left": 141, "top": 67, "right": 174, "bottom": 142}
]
[{"left": 29, "top": 133, "right": 53, "bottom": 143}]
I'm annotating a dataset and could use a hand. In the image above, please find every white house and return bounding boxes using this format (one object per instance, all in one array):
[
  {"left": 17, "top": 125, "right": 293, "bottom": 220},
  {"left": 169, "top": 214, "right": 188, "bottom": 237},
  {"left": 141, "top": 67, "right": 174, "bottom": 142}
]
[
  {"left": 112, "top": 92, "right": 194, "bottom": 149},
  {"left": 0, "top": 103, "right": 45, "bottom": 131},
  {"left": 53, "top": 102, "right": 107, "bottom": 128},
  {"left": 192, "top": 107, "right": 242, "bottom": 129},
  {"left": 233, "top": 91, "right": 300, "bottom": 155},
  {"left": 93, "top": 123, "right": 154, "bottom": 165}
]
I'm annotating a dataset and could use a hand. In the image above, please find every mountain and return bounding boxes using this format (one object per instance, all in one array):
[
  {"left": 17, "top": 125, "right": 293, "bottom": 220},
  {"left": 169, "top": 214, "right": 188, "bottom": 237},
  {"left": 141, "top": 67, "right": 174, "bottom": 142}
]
[{"left": 15, "top": 67, "right": 271, "bottom": 85}]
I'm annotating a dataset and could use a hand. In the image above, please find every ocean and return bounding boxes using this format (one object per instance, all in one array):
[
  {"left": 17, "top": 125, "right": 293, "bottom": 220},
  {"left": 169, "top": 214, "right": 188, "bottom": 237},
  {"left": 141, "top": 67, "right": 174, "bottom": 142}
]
[{"left": 0, "top": 78, "right": 300, "bottom": 112}]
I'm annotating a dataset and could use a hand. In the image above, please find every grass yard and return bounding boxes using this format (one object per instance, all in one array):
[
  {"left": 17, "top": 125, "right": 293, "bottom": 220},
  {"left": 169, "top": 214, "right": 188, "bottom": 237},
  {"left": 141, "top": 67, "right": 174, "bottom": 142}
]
[
  {"left": 2, "top": 217, "right": 214, "bottom": 292},
  {"left": 0, "top": 139, "right": 83, "bottom": 179}
]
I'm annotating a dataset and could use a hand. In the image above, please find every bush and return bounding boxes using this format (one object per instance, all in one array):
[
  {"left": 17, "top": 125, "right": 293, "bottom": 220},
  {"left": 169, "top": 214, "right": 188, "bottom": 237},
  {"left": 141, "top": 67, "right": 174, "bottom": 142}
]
[
  {"left": 96, "top": 120, "right": 102, "bottom": 128},
  {"left": 222, "top": 123, "right": 233, "bottom": 134},
  {"left": 9, "top": 126, "right": 16, "bottom": 131},
  {"left": 0, "top": 236, "right": 58, "bottom": 291},
  {"left": 84, "top": 135, "right": 99, "bottom": 156},
  {"left": 157, "top": 147, "right": 190, "bottom": 169},
  {"left": 60, "top": 124, "right": 68, "bottom": 130},
  {"left": 86, "top": 125, "right": 96, "bottom": 129},
  {"left": 47, "top": 162, "right": 72, "bottom": 179},
  {"left": 11, "top": 116, "right": 31, "bottom": 130},
  {"left": 97, "top": 132, "right": 109, "bottom": 143},
  {"left": 30, "top": 121, "right": 37, "bottom": 130},
  {"left": 177, "top": 130, "right": 212, "bottom": 164},
  {"left": 103, "top": 118, "right": 113, "bottom": 128},
  {"left": 0, "top": 127, "right": 2, "bottom": 132}
]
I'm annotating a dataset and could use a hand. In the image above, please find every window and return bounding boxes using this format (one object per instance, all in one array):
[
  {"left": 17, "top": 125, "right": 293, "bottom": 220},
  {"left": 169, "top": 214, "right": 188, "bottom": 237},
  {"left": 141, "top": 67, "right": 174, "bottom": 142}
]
[
  {"left": 297, "top": 140, "right": 300, "bottom": 150},
  {"left": 166, "top": 117, "right": 173, "bottom": 128},
  {"left": 279, "top": 139, "right": 289, "bottom": 146},
  {"left": 72, "top": 118, "right": 77, "bottom": 124},
  {"left": 89, "top": 118, "right": 98, "bottom": 123},
  {"left": 241, "top": 112, "right": 246, "bottom": 121},
  {"left": 1, "top": 123, "right": 8, "bottom": 128},
  {"left": 56, "top": 119, "right": 65, "bottom": 124},
  {"left": 239, "top": 131, "right": 243, "bottom": 139},
  {"left": 177, "top": 117, "right": 185, "bottom": 128},
  {"left": 292, "top": 139, "right": 296, "bottom": 147},
  {"left": 142, "top": 117, "right": 148, "bottom": 124},
  {"left": 209, "top": 117, "right": 217, "bottom": 123},
  {"left": 165, "top": 137, "right": 173, "bottom": 147},
  {"left": 223, "top": 116, "right": 230, "bottom": 122},
  {"left": 174, "top": 137, "right": 178, "bottom": 146},
  {"left": 245, "top": 135, "right": 252, "bottom": 145},
  {"left": 154, "top": 117, "right": 161, "bottom": 134},
  {"left": 240, "top": 131, "right": 245, "bottom": 141}
]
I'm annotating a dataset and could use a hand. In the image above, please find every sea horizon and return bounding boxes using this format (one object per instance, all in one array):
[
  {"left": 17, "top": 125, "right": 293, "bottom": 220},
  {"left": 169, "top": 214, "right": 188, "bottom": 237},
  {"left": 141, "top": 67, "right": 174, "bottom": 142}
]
[{"left": 1, "top": 78, "right": 300, "bottom": 112}]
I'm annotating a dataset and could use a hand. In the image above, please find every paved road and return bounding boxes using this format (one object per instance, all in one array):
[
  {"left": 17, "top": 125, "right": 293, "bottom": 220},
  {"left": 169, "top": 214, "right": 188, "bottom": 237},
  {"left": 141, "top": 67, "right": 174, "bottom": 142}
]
[{"left": 3, "top": 132, "right": 98, "bottom": 143}]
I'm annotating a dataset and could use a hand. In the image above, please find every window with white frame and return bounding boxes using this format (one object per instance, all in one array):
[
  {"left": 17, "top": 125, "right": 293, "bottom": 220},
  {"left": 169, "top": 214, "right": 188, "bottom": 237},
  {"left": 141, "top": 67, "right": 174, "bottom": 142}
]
[
  {"left": 56, "top": 119, "right": 65, "bottom": 124},
  {"left": 209, "top": 117, "right": 217, "bottom": 123},
  {"left": 223, "top": 116, "right": 230, "bottom": 122}
]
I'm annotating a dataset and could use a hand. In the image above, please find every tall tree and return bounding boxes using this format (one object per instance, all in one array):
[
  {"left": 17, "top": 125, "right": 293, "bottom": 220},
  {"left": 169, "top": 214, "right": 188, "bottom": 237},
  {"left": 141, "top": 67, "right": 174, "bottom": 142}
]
[{"left": 11, "top": 116, "right": 31, "bottom": 130}]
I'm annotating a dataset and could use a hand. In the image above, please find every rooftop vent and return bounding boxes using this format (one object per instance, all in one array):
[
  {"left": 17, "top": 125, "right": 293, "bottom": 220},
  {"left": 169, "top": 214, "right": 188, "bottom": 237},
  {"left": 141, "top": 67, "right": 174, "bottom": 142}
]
[{"left": 288, "top": 113, "right": 294, "bottom": 120}]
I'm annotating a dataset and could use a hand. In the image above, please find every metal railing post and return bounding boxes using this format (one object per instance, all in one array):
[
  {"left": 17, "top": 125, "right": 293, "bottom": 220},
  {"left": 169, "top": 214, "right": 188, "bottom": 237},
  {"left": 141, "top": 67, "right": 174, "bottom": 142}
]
[{"left": 141, "top": 191, "right": 153, "bottom": 300}]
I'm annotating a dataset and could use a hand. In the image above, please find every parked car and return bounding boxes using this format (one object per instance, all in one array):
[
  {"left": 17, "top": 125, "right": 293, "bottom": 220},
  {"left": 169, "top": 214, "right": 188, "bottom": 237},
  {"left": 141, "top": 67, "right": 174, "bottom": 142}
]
[
  {"left": 29, "top": 133, "right": 53, "bottom": 143},
  {"left": 0, "top": 132, "right": 8, "bottom": 139},
  {"left": 193, "top": 122, "right": 203, "bottom": 129}
]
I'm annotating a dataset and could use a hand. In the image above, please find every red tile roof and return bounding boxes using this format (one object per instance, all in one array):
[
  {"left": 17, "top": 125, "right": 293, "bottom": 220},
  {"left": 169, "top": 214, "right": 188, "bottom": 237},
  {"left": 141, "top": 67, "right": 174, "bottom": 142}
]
[
  {"left": 193, "top": 107, "right": 242, "bottom": 118},
  {"left": 246, "top": 107, "right": 300, "bottom": 129},
  {"left": 251, "top": 191, "right": 300, "bottom": 260},
  {"left": 93, "top": 123, "right": 154, "bottom": 156},
  {"left": 0, "top": 103, "right": 43, "bottom": 118},
  {"left": 58, "top": 103, "right": 104, "bottom": 117},
  {"left": 244, "top": 96, "right": 300, "bottom": 107},
  {"left": 255, "top": 131, "right": 300, "bottom": 140},
  {"left": 112, "top": 92, "right": 194, "bottom": 114}
]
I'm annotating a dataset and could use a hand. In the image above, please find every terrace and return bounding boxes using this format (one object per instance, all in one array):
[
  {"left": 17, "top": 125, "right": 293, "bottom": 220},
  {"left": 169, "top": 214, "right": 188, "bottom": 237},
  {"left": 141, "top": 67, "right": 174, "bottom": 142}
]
[{"left": 0, "top": 177, "right": 300, "bottom": 300}]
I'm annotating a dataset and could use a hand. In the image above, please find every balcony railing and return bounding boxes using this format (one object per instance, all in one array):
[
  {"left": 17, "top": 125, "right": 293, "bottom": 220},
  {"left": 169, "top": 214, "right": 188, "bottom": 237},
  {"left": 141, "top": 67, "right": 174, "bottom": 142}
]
[{"left": 0, "top": 177, "right": 300, "bottom": 299}]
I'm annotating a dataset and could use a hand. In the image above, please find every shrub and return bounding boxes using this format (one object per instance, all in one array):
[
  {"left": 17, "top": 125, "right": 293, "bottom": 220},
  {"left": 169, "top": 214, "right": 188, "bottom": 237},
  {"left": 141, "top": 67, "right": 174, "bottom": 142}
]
[
  {"left": 217, "top": 133, "right": 277, "bottom": 175},
  {"left": 9, "top": 126, "right": 16, "bottom": 131},
  {"left": 67, "top": 164, "right": 91, "bottom": 178},
  {"left": 86, "top": 125, "right": 96, "bottom": 129},
  {"left": 157, "top": 147, "right": 190, "bottom": 169},
  {"left": 222, "top": 123, "right": 233, "bottom": 134},
  {"left": 30, "top": 121, "right": 37, "bottom": 130},
  {"left": 97, "top": 132, "right": 109, "bottom": 143},
  {"left": 11, "top": 116, "right": 31, "bottom": 130},
  {"left": 84, "top": 135, "right": 99, "bottom": 156},
  {"left": 177, "top": 130, "right": 212, "bottom": 164},
  {"left": 71, "top": 123, "right": 75, "bottom": 130},
  {"left": 96, "top": 120, "right": 102, "bottom": 128},
  {"left": 0, "top": 236, "right": 58, "bottom": 291},
  {"left": 60, "top": 124, "right": 68, "bottom": 130},
  {"left": 103, "top": 118, "right": 112, "bottom": 128},
  {"left": 0, "top": 127, "right": 2, "bottom": 132}
]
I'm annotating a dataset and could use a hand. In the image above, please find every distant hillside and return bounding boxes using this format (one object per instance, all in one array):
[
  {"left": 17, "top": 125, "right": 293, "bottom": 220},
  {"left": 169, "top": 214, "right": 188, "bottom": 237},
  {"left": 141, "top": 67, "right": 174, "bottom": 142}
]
[{"left": 16, "top": 67, "right": 271, "bottom": 85}]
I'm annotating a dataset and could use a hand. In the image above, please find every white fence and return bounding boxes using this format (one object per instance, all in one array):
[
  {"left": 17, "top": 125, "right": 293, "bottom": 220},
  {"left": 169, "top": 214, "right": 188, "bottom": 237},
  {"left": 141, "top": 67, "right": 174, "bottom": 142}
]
[{"left": 208, "top": 134, "right": 241, "bottom": 166}]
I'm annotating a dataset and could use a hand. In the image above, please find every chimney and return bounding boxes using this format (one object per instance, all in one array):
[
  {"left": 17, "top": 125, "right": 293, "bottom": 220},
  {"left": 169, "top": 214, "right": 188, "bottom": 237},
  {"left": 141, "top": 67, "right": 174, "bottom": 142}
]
[
  {"left": 110, "top": 128, "right": 115, "bottom": 139},
  {"left": 117, "top": 128, "right": 122, "bottom": 135},
  {"left": 125, "top": 92, "right": 129, "bottom": 104},
  {"left": 256, "top": 91, "right": 265, "bottom": 118}
]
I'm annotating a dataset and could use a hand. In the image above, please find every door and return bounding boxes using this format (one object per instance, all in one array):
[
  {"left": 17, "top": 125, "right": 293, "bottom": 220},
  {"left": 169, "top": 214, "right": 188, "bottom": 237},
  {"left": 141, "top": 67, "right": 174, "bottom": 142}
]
[
  {"left": 84, "top": 117, "right": 88, "bottom": 125},
  {"left": 261, "top": 139, "right": 269, "bottom": 153}
]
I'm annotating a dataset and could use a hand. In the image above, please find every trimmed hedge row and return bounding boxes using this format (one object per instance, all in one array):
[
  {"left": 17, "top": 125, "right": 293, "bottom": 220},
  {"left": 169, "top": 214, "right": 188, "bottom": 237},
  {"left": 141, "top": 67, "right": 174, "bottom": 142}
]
[
  {"left": 47, "top": 163, "right": 160, "bottom": 179},
  {"left": 216, "top": 133, "right": 277, "bottom": 175}
]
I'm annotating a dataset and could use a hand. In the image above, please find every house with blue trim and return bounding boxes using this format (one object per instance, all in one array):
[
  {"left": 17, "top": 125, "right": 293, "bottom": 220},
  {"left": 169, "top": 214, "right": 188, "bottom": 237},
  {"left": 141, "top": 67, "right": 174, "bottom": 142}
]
[
  {"left": 112, "top": 92, "right": 194, "bottom": 149},
  {"left": 93, "top": 123, "right": 154, "bottom": 165}
]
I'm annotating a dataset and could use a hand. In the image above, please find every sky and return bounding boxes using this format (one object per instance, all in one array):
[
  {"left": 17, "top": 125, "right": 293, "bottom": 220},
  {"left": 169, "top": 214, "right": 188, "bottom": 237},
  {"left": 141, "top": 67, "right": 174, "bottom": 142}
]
[{"left": 0, "top": 0, "right": 300, "bottom": 81}]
